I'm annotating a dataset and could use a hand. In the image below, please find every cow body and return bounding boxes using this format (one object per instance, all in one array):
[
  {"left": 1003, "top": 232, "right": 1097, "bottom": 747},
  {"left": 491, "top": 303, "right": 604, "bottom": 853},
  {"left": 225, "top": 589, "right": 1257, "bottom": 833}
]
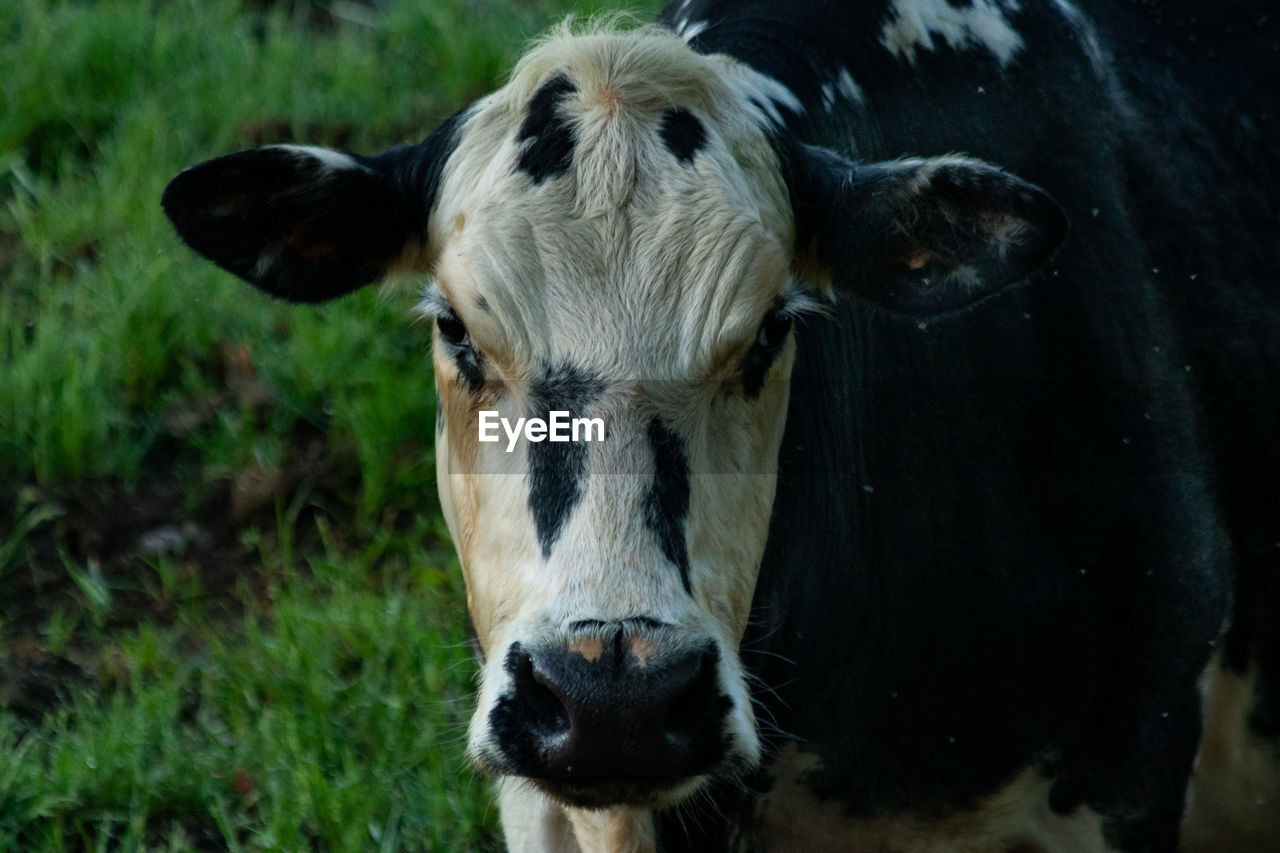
[
  {"left": 654, "top": 1, "right": 1279, "bottom": 850},
  {"left": 162, "top": 1, "right": 1279, "bottom": 850}
]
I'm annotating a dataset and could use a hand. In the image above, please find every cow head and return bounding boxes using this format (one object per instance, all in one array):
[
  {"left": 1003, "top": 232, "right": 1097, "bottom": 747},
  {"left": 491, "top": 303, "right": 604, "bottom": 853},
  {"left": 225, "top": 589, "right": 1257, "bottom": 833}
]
[{"left": 163, "top": 23, "right": 1065, "bottom": 812}]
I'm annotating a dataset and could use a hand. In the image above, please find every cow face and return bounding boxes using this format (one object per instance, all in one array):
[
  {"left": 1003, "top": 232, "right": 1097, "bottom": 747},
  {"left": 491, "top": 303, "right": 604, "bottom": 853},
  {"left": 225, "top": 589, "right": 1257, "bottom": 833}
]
[
  {"left": 162, "top": 23, "right": 1065, "bottom": 811},
  {"left": 422, "top": 31, "right": 803, "bottom": 809}
]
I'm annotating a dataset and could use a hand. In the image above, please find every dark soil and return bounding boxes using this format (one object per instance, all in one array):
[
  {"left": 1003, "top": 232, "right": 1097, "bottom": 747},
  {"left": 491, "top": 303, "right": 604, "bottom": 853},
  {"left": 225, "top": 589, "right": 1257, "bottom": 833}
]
[{"left": 0, "top": 438, "right": 361, "bottom": 720}]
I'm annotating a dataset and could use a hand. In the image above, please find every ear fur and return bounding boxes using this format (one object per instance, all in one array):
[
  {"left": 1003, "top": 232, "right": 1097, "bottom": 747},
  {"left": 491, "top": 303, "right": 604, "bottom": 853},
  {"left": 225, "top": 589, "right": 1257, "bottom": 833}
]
[
  {"left": 782, "top": 142, "right": 1069, "bottom": 314},
  {"left": 161, "top": 109, "right": 468, "bottom": 302}
]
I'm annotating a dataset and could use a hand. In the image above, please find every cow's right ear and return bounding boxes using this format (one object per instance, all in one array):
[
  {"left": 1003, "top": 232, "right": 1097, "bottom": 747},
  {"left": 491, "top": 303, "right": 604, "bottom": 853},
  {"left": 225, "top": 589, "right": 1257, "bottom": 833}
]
[
  {"left": 782, "top": 142, "right": 1068, "bottom": 315},
  {"left": 161, "top": 110, "right": 467, "bottom": 303}
]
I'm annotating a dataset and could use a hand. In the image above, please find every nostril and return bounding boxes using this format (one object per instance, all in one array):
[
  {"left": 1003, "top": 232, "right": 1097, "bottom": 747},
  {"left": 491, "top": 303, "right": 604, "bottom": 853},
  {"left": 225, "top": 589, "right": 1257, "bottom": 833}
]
[
  {"left": 513, "top": 651, "right": 570, "bottom": 737},
  {"left": 493, "top": 642, "right": 732, "bottom": 791},
  {"left": 664, "top": 647, "right": 721, "bottom": 743}
]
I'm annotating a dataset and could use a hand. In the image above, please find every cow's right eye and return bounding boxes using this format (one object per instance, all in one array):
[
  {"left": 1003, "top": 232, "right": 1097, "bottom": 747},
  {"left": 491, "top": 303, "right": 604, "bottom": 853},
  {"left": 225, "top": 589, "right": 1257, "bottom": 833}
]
[{"left": 436, "top": 312, "right": 470, "bottom": 348}]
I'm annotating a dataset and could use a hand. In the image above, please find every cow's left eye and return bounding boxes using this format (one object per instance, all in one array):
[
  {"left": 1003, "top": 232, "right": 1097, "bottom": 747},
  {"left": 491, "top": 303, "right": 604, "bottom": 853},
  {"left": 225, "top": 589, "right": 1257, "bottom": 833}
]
[{"left": 754, "top": 309, "right": 792, "bottom": 349}]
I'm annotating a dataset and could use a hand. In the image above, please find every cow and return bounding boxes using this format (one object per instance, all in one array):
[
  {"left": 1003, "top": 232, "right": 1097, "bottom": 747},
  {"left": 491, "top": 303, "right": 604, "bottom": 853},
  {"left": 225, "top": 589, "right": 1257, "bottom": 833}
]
[{"left": 161, "top": 1, "right": 1280, "bottom": 850}]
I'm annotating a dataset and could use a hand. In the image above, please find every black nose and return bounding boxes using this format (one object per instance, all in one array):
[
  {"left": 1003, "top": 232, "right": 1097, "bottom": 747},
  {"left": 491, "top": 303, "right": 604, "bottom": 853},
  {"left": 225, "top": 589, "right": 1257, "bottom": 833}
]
[{"left": 491, "top": 633, "right": 729, "bottom": 805}]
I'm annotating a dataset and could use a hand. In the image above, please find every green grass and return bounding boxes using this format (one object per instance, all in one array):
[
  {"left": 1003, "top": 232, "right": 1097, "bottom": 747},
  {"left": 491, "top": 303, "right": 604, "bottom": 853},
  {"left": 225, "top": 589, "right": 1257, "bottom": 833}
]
[
  {"left": 0, "top": 521, "right": 490, "bottom": 852},
  {"left": 0, "top": 0, "right": 660, "bottom": 849}
]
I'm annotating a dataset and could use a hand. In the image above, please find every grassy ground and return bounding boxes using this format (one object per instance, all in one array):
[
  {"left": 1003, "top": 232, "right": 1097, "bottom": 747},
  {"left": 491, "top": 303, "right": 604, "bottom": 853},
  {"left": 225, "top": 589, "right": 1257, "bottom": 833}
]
[{"left": 1, "top": 0, "right": 657, "bottom": 849}]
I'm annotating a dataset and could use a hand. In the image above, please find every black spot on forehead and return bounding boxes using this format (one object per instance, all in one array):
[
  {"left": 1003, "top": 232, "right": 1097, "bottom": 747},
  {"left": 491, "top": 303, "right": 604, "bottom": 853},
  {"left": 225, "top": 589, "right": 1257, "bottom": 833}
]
[
  {"left": 516, "top": 74, "right": 577, "bottom": 184},
  {"left": 645, "top": 418, "right": 692, "bottom": 595},
  {"left": 527, "top": 363, "right": 605, "bottom": 559},
  {"left": 659, "top": 107, "right": 707, "bottom": 165}
]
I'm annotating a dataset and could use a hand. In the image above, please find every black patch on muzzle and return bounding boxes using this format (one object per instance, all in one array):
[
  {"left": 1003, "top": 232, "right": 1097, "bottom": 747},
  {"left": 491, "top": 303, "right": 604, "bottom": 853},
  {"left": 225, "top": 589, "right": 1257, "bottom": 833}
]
[
  {"left": 516, "top": 75, "right": 577, "bottom": 184},
  {"left": 527, "top": 364, "right": 604, "bottom": 558},
  {"left": 645, "top": 418, "right": 692, "bottom": 594},
  {"left": 659, "top": 107, "right": 707, "bottom": 165},
  {"left": 489, "top": 639, "right": 731, "bottom": 807}
]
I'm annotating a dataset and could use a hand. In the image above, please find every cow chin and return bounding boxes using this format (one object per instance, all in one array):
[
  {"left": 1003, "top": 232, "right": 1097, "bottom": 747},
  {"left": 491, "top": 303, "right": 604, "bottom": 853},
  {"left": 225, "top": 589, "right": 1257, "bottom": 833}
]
[
  {"left": 467, "top": 630, "right": 761, "bottom": 810},
  {"left": 532, "top": 772, "right": 709, "bottom": 811}
]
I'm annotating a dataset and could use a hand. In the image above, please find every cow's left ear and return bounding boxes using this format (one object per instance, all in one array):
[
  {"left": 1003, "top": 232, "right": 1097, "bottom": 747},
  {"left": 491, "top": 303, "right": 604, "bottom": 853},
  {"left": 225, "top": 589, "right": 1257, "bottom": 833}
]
[
  {"left": 783, "top": 143, "right": 1068, "bottom": 314},
  {"left": 162, "top": 110, "right": 466, "bottom": 303}
]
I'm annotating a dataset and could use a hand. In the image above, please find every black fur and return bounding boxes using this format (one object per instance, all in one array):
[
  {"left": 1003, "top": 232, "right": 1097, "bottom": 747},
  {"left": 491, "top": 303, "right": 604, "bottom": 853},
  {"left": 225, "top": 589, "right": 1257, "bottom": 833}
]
[
  {"left": 659, "top": 107, "right": 707, "bottom": 164},
  {"left": 774, "top": 138, "right": 1068, "bottom": 314},
  {"left": 644, "top": 418, "right": 692, "bottom": 594},
  {"left": 516, "top": 75, "right": 578, "bottom": 184},
  {"left": 651, "top": 0, "right": 1278, "bottom": 848},
  {"left": 741, "top": 300, "right": 792, "bottom": 399},
  {"left": 526, "top": 364, "right": 605, "bottom": 558},
  {"left": 450, "top": 347, "right": 485, "bottom": 394},
  {"left": 487, "top": 644, "right": 562, "bottom": 777},
  {"left": 161, "top": 107, "right": 468, "bottom": 302}
]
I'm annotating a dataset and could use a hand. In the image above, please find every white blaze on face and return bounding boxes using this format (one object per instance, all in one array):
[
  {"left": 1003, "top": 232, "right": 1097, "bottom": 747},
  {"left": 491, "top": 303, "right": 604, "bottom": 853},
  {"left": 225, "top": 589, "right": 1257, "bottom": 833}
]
[
  {"left": 880, "top": 0, "right": 1026, "bottom": 67},
  {"left": 422, "top": 24, "right": 806, "bottom": 794}
]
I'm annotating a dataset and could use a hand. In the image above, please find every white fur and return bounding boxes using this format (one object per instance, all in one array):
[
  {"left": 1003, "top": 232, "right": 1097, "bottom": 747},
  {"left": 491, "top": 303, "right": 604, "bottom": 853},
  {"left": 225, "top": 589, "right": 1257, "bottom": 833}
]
[
  {"left": 758, "top": 749, "right": 1114, "bottom": 851},
  {"left": 836, "top": 67, "right": 865, "bottom": 104},
  {"left": 270, "top": 143, "right": 368, "bottom": 172},
  {"left": 498, "top": 779, "right": 581, "bottom": 852},
  {"left": 673, "top": 18, "right": 709, "bottom": 42},
  {"left": 1051, "top": 0, "right": 1108, "bottom": 76},
  {"left": 250, "top": 251, "right": 278, "bottom": 282},
  {"left": 880, "top": 0, "right": 1026, "bottom": 67},
  {"left": 821, "top": 68, "right": 866, "bottom": 112},
  {"left": 424, "top": 28, "right": 800, "bottom": 833},
  {"left": 717, "top": 61, "right": 805, "bottom": 128},
  {"left": 820, "top": 81, "right": 838, "bottom": 112},
  {"left": 1182, "top": 656, "right": 1280, "bottom": 850}
]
